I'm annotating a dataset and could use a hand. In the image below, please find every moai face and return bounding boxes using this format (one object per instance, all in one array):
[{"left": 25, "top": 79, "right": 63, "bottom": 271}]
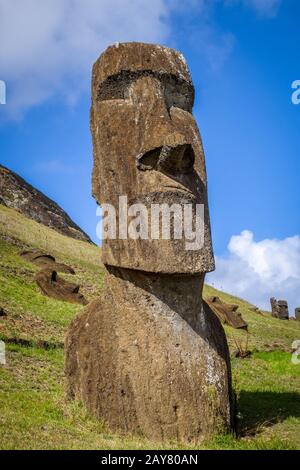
[
  {"left": 91, "top": 43, "right": 214, "bottom": 274},
  {"left": 278, "top": 300, "right": 289, "bottom": 319}
]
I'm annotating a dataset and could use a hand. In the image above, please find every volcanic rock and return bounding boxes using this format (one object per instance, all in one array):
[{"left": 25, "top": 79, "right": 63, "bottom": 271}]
[{"left": 0, "top": 164, "right": 92, "bottom": 243}]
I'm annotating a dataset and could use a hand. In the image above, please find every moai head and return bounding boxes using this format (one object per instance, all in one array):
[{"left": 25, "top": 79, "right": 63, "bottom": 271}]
[
  {"left": 295, "top": 308, "right": 300, "bottom": 321},
  {"left": 91, "top": 42, "right": 214, "bottom": 274},
  {"left": 278, "top": 300, "right": 289, "bottom": 320}
]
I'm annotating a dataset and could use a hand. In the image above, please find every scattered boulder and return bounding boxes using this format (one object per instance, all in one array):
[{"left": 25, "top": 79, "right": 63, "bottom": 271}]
[
  {"left": 204, "top": 296, "right": 248, "bottom": 330},
  {"left": 20, "top": 250, "right": 75, "bottom": 274},
  {"left": 295, "top": 308, "right": 300, "bottom": 321},
  {"left": 35, "top": 269, "right": 87, "bottom": 305},
  {"left": 270, "top": 297, "right": 289, "bottom": 320}
]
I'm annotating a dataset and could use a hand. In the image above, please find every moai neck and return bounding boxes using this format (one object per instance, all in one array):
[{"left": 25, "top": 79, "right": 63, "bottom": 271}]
[{"left": 106, "top": 265, "right": 208, "bottom": 336}]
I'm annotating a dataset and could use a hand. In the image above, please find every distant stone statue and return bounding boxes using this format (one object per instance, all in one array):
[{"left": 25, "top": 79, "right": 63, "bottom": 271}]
[
  {"left": 65, "top": 43, "right": 233, "bottom": 442},
  {"left": 205, "top": 296, "right": 248, "bottom": 330},
  {"left": 295, "top": 308, "right": 300, "bottom": 321},
  {"left": 270, "top": 297, "right": 289, "bottom": 320}
]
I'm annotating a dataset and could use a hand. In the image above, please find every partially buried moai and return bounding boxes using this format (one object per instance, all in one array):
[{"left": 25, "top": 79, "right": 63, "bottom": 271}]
[
  {"left": 65, "top": 43, "right": 234, "bottom": 442},
  {"left": 270, "top": 297, "right": 289, "bottom": 320}
]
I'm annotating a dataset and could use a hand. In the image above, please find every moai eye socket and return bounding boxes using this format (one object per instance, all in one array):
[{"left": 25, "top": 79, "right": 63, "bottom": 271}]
[
  {"left": 97, "top": 71, "right": 194, "bottom": 113},
  {"left": 136, "top": 147, "right": 162, "bottom": 171},
  {"left": 97, "top": 73, "right": 132, "bottom": 101},
  {"left": 136, "top": 144, "right": 195, "bottom": 176}
]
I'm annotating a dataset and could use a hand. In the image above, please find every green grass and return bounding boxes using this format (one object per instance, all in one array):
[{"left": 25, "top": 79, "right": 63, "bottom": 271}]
[
  {"left": 0, "top": 204, "right": 102, "bottom": 270},
  {"left": 1, "top": 345, "right": 299, "bottom": 450},
  {"left": 203, "top": 284, "right": 300, "bottom": 353},
  {"left": 233, "top": 352, "right": 300, "bottom": 446},
  {"left": 0, "top": 205, "right": 300, "bottom": 449},
  {"left": 0, "top": 206, "right": 104, "bottom": 343}
]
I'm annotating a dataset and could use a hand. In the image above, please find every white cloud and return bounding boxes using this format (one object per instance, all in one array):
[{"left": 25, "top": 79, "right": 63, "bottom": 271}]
[
  {"left": 0, "top": 0, "right": 169, "bottom": 118},
  {"left": 0, "top": 0, "right": 281, "bottom": 119},
  {"left": 207, "top": 230, "right": 300, "bottom": 316}
]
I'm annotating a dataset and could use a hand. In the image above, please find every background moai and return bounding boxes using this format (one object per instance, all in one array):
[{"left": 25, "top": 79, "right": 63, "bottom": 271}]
[
  {"left": 295, "top": 308, "right": 300, "bottom": 321},
  {"left": 270, "top": 297, "right": 289, "bottom": 320},
  {"left": 205, "top": 295, "right": 248, "bottom": 330},
  {"left": 65, "top": 43, "right": 234, "bottom": 442}
]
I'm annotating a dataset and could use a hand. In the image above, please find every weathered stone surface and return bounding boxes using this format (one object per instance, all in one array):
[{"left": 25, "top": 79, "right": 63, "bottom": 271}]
[
  {"left": 36, "top": 269, "right": 87, "bottom": 305},
  {"left": 295, "top": 308, "right": 300, "bottom": 321},
  {"left": 66, "top": 42, "right": 233, "bottom": 442},
  {"left": 270, "top": 297, "right": 289, "bottom": 320},
  {"left": 91, "top": 42, "right": 214, "bottom": 274},
  {"left": 66, "top": 267, "right": 233, "bottom": 441},
  {"left": 0, "top": 164, "right": 92, "bottom": 243},
  {"left": 205, "top": 296, "right": 248, "bottom": 330}
]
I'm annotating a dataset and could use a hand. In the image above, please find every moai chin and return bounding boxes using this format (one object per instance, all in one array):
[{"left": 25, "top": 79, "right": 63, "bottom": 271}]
[{"left": 65, "top": 43, "right": 233, "bottom": 442}]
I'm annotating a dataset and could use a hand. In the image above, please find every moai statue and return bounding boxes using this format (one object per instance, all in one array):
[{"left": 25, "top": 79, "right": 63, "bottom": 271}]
[
  {"left": 277, "top": 300, "right": 289, "bottom": 319},
  {"left": 65, "top": 43, "right": 233, "bottom": 442},
  {"left": 270, "top": 297, "right": 279, "bottom": 318},
  {"left": 295, "top": 308, "right": 300, "bottom": 321},
  {"left": 270, "top": 297, "right": 289, "bottom": 320}
]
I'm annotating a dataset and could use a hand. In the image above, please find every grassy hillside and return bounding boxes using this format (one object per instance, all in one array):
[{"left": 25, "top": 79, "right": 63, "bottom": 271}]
[{"left": 0, "top": 204, "right": 299, "bottom": 450}]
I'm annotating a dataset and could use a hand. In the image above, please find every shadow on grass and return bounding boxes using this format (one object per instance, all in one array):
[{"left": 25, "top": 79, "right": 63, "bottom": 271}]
[{"left": 237, "top": 391, "right": 300, "bottom": 436}]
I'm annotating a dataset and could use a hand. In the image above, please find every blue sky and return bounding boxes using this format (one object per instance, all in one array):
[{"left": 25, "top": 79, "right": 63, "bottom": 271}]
[{"left": 1, "top": 0, "right": 300, "bottom": 312}]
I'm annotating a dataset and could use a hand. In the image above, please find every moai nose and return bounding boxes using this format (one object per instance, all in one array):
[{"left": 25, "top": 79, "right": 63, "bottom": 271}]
[{"left": 136, "top": 143, "right": 195, "bottom": 176}]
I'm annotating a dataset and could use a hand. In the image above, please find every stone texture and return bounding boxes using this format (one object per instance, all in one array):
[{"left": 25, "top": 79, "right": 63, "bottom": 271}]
[
  {"left": 66, "top": 267, "right": 233, "bottom": 441},
  {"left": 0, "top": 164, "right": 92, "bottom": 243},
  {"left": 204, "top": 296, "right": 248, "bottom": 330},
  {"left": 91, "top": 42, "right": 214, "bottom": 274},
  {"left": 66, "top": 42, "right": 234, "bottom": 442},
  {"left": 36, "top": 269, "right": 87, "bottom": 305},
  {"left": 270, "top": 297, "right": 289, "bottom": 320}
]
